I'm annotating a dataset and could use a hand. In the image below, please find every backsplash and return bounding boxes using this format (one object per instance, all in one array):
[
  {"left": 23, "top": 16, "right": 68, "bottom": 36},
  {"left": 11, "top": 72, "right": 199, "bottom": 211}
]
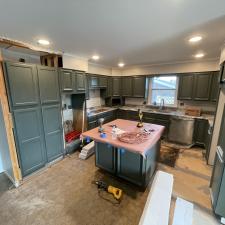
[
  {"left": 86, "top": 89, "right": 104, "bottom": 108},
  {"left": 61, "top": 94, "right": 73, "bottom": 122}
]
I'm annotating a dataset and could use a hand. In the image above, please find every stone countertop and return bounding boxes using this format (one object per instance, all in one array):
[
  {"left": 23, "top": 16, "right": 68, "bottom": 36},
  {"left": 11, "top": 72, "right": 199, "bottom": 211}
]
[
  {"left": 82, "top": 119, "right": 164, "bottom": 157},
  {"left": 86, "top": 107, "right": 117, "bottom": 118}
]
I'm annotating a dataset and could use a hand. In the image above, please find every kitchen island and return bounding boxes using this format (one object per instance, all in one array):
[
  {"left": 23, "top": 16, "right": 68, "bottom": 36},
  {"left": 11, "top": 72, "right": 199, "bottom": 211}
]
[{"left": 82, "top": 119, "right": 164, "bottom": 187}]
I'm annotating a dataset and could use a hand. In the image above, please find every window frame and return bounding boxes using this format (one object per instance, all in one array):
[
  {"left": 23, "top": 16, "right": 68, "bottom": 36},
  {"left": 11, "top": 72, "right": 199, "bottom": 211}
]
[{"left": 147, "top": 75, "right": 179, "bottom": 107}]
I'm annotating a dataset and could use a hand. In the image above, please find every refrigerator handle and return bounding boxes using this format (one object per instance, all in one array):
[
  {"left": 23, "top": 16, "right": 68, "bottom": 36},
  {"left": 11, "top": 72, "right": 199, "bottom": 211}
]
[{"left": 217, "top": 146, "right": 224, "bottom": 164}]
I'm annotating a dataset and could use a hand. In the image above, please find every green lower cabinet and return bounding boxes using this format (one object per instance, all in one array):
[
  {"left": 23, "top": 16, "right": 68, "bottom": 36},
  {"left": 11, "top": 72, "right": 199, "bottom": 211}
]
[{"left": 95, "top": 142, "right": 116, "bottom": 174}]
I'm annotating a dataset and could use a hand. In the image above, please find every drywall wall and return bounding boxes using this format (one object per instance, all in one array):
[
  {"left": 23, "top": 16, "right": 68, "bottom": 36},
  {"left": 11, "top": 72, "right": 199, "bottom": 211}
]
[
  {"left": 86, "top": 90, "right": 104, "bottom": 108},
  {"left": 0, "top": 101, "right": 14, "bottom": 180},
  {"left": 63, "top": 54, "right": 88, "bottom": 71},
  {"left": 120, "top": 60, "right": 219, "bottom": 76},
  {"left": 88, "top": 63, "right": 111, "bottom": 75},
  {"left": 209, "top": 44, "right": 225, "bottom": 165}
]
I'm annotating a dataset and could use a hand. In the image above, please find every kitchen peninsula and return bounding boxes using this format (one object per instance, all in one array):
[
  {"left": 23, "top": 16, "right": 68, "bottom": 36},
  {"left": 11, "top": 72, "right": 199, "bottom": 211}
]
[{"left": 82, "top": 119, "right": 164, "bottom": 187}]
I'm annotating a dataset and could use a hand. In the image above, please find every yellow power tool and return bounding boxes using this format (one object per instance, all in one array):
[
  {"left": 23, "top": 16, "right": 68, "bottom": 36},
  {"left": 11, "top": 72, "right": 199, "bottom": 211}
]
[{"left": 94, "top": 180, "right": 123, "bottom": 201}]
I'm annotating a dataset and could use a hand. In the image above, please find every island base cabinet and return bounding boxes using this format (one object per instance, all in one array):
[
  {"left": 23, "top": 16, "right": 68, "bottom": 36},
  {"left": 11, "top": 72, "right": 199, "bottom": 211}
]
[
  {"left": 95, "top": 140, "right": 160, "bottom": 187},
  {"left": 95, "top": 142, "right": 116, "bottom": 174}
]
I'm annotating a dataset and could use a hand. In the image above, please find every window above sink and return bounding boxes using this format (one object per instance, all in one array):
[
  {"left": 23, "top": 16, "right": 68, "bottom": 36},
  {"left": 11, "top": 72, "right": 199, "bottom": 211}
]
[{"left": 147, "top": 75, "right": 178, "bottom": 107}]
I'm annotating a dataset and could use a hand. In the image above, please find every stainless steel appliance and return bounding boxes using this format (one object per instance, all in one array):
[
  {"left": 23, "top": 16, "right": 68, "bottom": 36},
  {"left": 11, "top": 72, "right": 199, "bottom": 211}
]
[
  {"left": 168, "top": 116, "right": 195, "bottom": 145},
  {"left": 210, "top": 104, "right": 225, "bottom": 220}
]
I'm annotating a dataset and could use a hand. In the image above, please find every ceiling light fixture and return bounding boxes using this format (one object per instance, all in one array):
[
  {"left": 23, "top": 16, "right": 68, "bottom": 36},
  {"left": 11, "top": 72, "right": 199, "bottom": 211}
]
[
  {"left": 194, "top": 53, "right": 205, "bottom": 58},
  {"left": 37, "top": 39, "right": 50, "bottom": 46},
  {"left": 118, "top": 62, "right": 125, "bottom": 67},
  {"left": 189, "top": 36, "right": 202, "bottom": 43},
  {"left": 92, "top": 55, "right": 100, "bottom": 60}
]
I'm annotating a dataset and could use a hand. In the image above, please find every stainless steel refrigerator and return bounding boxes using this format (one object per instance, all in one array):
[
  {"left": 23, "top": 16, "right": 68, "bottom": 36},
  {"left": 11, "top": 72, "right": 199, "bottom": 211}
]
[{"left": 210, "top": 104, "right": 225, "bottom": 220}]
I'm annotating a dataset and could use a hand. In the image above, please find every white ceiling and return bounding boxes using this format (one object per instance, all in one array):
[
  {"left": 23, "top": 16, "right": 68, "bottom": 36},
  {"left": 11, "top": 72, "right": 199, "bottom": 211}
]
[{"left": 0, "top": 0, "right": 225, "bottom": 67}]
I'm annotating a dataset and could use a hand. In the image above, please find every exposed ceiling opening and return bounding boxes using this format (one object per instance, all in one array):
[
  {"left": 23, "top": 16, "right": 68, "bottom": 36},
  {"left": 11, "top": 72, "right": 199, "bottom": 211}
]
[{"left": 0, "top": 0, "right": 225, "bottom": 67}]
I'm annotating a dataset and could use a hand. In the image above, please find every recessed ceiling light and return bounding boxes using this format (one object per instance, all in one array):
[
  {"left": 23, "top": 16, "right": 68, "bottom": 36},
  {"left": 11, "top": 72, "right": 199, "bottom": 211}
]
[
  {"left": 189, "top": 36, "right": 202, "bottom": 43},
  {"left": 37, "top": 39, "right": 50, "bottom": 46},
  {"left": 92, "top": 55, "right": 100, "bottom": 60},
  {"left": 118, "top": 62, "right": 125, "bottom": 67},
  {"left": 194, "top": 53, "right": 205, "bottom": 58}
]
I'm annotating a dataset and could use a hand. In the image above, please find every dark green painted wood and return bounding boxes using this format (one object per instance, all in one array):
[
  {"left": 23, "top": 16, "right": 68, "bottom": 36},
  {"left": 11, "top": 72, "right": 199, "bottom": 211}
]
[
  {"left": 89, "top": 75, "right": 99, "bottom": 89},
  {"left": 178, "top": 73, "right": 194, "bottom": 100},
  {"left": 42, "top": 105, "right": 63, "bottom": 162},
  {"left": 60, "top": 69, "right": 74, "bottom": 92},
  {"left": 193, "top": 72, "right": 212, "bottom": 101},
  {"left": 122, "top": 77, "right": 133, "bottom": 96},
  {"left": 210, "top": 71, "right": 220, "bottom": 102},
  {"left": 112, "top": 77, "right": 121, "bottom": 96},
  {"left": 194, "top": 119, "right": 208, "bottom": 146},
  {"left": 95, "top": 142, "right": 116, "bottom": 174},
  {"left": 13, "top": 107, "right": 47, "bottom": 176},
  {"left": 37, "top": 66, "right": 60, "bottom": 104},
  {"left": 99, "top": 76, "right": 107, "bottom": 88},
  {"left": 5, "top": 62, "right": 39, "bottom": 108},
  {"left": 133, "top": 76, "right": 146, "bottom": 97},
  {"left": 75, "top": 71, "right": 86, "bottom": 93},
  {"left": 106, "top": 77, "right": 112, "bottom": 97}
]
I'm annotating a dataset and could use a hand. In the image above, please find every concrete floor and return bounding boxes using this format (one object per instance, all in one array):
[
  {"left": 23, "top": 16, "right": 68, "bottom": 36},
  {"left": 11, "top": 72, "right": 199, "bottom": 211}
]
[{"left": 0, "top": 147, "right": 220, "bottom": 225}]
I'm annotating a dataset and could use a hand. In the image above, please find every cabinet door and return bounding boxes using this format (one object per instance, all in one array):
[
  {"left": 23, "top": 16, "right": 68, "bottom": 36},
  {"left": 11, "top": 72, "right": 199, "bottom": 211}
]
[
  {"left": 112, "top": 77, "right": 121, "bottom": 96},
  {"left": 99, "top": 76, "right": 107, "bottom": 88},
  {"left": 60, "top": 69, "right": 74, "bottom": 92},
  {"left": 42, "top": 105, "right": 63, "bottom": 162},
  {"left": 5, "top": 62, "right": 39, "bottom": 108},
  {"left": 89, "top": 76, "right": 99, "bottom": 89},
  {"left": 193, "top": 72, "right": 212, "bottom": 101},
  {"left": 122, "top": 77, "right": 133, "bottom": 96},
  {"left": 13, "top": 108, "right": 47, "bottom": 176},
  {"left": 194, "top": 119, "right": 208, "bottom": 146},
  {"left": 76, "top": 71, "right": 86, "bottom": 92},
  {"left": 95, "top": 142, "right": 116, "bottom": 173},
  {"left": 37, "top": 66, "right": 60, "bottom": 104},
  {"left": 211, "top": 71, "right": 220, "bottom": 102},
  {"left": 117, "top": 148, "right": 143, "bottom": 185},
  {"left": 106, "top": 77, "right": 112, "bottom": 97},
  {"left": 133, "top": 76, "right": 146, "bottom": 97},
  {"left": 178, "top": 74, "right": 194, "bottom": 100}
]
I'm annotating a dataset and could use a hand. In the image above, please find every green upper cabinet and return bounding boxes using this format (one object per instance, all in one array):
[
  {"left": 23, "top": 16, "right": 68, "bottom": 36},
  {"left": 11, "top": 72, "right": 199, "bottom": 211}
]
[
  {"left": 60, "top": 69, "right": 74, "bottom": 92},
  {"left": 133, "top": 76, "right": 146, "bottom": 98},
  {"left": 122, "top": 77, "right": 133, "bottom": 96},
  {"left": 89, "top": 75, "right": 99, "bottom": 89},
  {"left": 37, "top": 66, "right": 60, "bottom": 104},
  {"left": 4, "top": 62, "right": 39, "bottom": 108},
  {"left": 210, "top": 71, "right": 220, "bottom": 102},
  {"left": 112, "top": 77, "right": 121, "bottom": 96},
  {"left": 99, "top": 76, "right": 107, "bottom": 88},
  {"left": 178, "top": 73, "right": 194, "bottom": 100},
  {"left": 106, "top": 77, "right": 112, "bottom": 97},
  {"left": 75, "top": 71, "right": 86, "bottom": 93},
  {"left": 193, "top": 72, "right": 212, "bottom": 101}
]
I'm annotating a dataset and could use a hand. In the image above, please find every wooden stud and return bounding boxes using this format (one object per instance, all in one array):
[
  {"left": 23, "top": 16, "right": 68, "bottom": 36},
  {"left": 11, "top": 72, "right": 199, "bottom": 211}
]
[{"left": 0, "top": 52, "right": 22, "bottom": 184}]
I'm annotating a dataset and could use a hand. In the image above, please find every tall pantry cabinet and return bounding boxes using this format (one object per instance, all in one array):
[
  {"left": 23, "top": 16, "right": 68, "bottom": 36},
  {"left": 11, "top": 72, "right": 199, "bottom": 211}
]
[{"left": 3, "top": 62, "right": 63, "bottom": 177}]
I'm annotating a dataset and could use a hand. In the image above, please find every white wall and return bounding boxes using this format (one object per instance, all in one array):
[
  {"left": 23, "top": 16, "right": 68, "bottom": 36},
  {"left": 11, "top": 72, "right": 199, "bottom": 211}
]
[
  {"left": 63, "top": 54, "right": 88, "bottom": 71},
  {"left": 208, "top": 44, "right": 225, "bottom": 165},
  {"left": 88, "top": 63, "right": 111, "bottom": 75},
  {"left": 86, "top": 90, "right": 104, "bottom": 108}
]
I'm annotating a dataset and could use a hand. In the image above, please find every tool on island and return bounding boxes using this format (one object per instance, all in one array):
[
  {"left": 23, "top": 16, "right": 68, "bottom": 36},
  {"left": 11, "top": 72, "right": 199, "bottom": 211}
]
[
  {"left": 93, "top": 180, "right": 123, "bottom": 203},
  {"left": 98, "top": 118, "right": 105, "bottom": 133},
  {"left": 137, "top": 108, "right": 143, "bottom": 128}
]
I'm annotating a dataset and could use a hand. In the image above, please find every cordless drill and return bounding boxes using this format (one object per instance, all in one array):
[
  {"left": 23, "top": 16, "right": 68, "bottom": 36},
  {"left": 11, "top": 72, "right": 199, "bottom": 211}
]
[{"left": 94, "top": 180, "right": 123, "bottom": 201}]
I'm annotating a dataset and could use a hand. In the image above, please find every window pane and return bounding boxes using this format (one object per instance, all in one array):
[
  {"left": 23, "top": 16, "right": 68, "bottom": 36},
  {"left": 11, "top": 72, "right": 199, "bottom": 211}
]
[
  {"left": 151, "top": 90, "right": 176, "bottom": 105},
  {"left": 152, "top": 76, "right": 177, "bottom": 89}
]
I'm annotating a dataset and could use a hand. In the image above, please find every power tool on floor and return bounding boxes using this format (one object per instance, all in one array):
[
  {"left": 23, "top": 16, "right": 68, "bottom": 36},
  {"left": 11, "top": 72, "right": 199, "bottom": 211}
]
[{"left": 94, "top": 180, "right": 123, "bottom": 201}]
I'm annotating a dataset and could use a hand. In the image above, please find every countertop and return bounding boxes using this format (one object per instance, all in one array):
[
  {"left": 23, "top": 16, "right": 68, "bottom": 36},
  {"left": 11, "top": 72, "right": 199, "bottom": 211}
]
[{"left": 82, "top": 119, "right": 164, "bottom": 157}]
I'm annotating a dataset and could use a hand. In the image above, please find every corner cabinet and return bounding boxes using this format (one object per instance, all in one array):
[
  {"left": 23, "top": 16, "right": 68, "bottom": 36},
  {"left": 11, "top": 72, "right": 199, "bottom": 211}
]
[
  {"left": 210, "top": 71, "right": 220, "bottom": 102},
  {"left": 4, "top": 62, "right": 63, "bottom": 177}
]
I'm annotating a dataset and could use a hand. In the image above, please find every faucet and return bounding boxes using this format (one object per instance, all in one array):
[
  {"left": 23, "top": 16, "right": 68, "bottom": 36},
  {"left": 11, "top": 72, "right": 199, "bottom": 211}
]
[{"left": 159, "top": 98, "right": 165, "bottom": 110}]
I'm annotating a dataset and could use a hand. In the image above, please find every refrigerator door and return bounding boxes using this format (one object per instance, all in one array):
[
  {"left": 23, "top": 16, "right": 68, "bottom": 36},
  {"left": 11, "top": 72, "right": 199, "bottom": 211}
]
[{"left": 211, "top": 146, "right": 224, "bottom": 208}]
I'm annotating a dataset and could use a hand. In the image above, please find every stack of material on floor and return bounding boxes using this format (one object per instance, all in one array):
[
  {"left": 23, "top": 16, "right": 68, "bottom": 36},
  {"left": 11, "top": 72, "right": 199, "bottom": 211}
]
[{"left": 79, "top": 141, "right": 95, "bottom": 160}]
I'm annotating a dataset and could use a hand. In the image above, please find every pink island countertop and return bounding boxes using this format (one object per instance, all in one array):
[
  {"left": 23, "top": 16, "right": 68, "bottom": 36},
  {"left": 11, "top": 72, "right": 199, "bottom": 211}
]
[{"left": 82, "top": 119, "right": 165, "bottom": 157}]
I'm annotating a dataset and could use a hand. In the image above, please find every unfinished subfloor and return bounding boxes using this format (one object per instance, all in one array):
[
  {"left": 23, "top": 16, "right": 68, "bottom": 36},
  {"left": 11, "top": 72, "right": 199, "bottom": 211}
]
[{"left": 0, "top": 147, "right": 220, "bottom": 225}]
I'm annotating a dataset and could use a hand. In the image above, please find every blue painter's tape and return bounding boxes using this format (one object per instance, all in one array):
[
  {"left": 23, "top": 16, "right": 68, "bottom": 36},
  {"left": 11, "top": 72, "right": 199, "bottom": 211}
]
[{"left": 86, "top": 137, "right": 90, "bottom": 143}]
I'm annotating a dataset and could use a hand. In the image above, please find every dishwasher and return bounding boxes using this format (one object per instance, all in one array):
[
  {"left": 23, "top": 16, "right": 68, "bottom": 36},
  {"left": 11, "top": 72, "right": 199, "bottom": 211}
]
[{"left": 168, "top": 116, "right": 195, "bottom": 145}]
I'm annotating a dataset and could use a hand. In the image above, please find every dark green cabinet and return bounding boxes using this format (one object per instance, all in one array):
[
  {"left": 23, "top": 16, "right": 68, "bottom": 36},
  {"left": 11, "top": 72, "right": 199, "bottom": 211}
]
[
  {"left": 112, "top": 77, "right": 121, "bottom": 96},
  {"left": 89, "top": 75, "right": 99, "bottom": 89},
  {"left": 13, "top": 108, "right": 47, "bottom": 176},
  {"left": 75, "top": 71, "right": 86, "bottom": 93},
  {"left": 99, "top": 76, "right": 107, "bottom": 88},
  {"left": 210, "top": 72, "right": 220, "bottom": 102},
  {"left": 178, "top": 74, "right": 194, "bottom": 100},
  {"left": 194, "top": 119, "right": 208, "bottom": 146},
  {"left": 95, "top": 142, "right": 116, "bottom": 174},
  {"left": 37, "top": 66, "right": 60, "bottom": 104},
  {"left": 193, "top": 72, "right": 212, "bottom": 101},
  {"left": 60, "top": 69, "right": 74, "bottom": 92},
  {"left": 122, "top": 77, "right": 133, "bottom": 96},
  {"left": 5, "top": 62, "right": 39, "bottom": 107},
  {"left": 133, "top": 76, "right": 146, "bottom": 97}
]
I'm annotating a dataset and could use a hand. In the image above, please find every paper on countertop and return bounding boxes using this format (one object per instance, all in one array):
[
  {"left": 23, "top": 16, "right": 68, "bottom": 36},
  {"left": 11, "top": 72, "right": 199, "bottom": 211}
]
[{"left": 114, "top": 128, "right": 125, "bottom": 135}]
